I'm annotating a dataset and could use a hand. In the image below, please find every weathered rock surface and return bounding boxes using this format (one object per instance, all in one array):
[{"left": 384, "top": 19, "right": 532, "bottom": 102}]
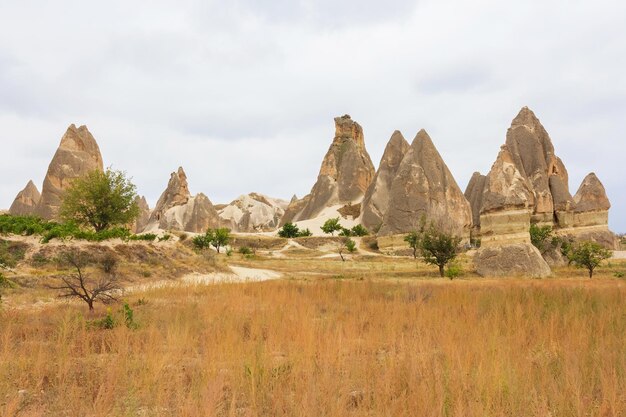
[
  {"left": 9, "top": 180, "right": 41, "bottom": 216},
  {"left": 573, "top": 173, "right": 611, "bottom": 213},
  {"left": 35, "top": 124, "right": 104, "bottom": 219},
  {"left": 504, "top": 107, "right": 571, "bottom": 222},
  {"left": 361, "top": 131, "right": 410, "bottom": 231},
  {"left": 146, "top": 167, "right": 220, "bottom": 233},
  {"left": 218, "top": 193, "right": 289, "bottom": 232},
  {"left": 295, "top": 115, "right": 375, "bottom": 221},
  {"left": 279, "top": 195, "right": 311, "bottom": 226},
  {"left": 132, "top": 196, "right": 151, "bottom": 233},
  {"left": 464, "top": 172, "right": 486, "bottom": 229},
  {"left": 378, "top": 129, "right": 472, "bottom": 237},
  {"left": 474, "top": 243, "right": 551, "bottom": 278}
]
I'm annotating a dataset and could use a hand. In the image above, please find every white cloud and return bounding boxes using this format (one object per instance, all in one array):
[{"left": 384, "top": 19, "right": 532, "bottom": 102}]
[{"left": 1, "top": 0, "right": 625, "bottom": 231}]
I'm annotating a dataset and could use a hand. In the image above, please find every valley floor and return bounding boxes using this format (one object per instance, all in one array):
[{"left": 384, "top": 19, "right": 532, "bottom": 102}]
[{"left": 1, "top": 240, "right": 626, "bottom": 416}]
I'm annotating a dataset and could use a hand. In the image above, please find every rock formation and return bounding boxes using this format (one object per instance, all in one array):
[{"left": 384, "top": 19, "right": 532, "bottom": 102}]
[
  {"left": 471, "top": 107, "right": 615, "bottom": 275},
  {"left": 218, "top": 193, "right": 289, "bottom": 232},
  {"left": 9, "top": 180, "right": 41, "bottom": 216},
  {"left": 378, "top": 129, "right": 472, "bottom": 237},
  {"left": 293, "top": 115, "right": 375, "bottom": 221},
  {"left": 361, "top": 131, "right": 410, "bottom": 231},
  {"left": 474, "top": 243, "right": 551, "bottom": 278},
  {"left": 145, "top": 167, "right": 220, "bottom": 233},
  {"left": 463, "top": 172, "right": 486, "bottom": 230},
  {"left": 35, "top": 124, "right": 104, "bottom": 220},
  {"left": 132, "top": 196, "right": 151, "bottom": 233}
]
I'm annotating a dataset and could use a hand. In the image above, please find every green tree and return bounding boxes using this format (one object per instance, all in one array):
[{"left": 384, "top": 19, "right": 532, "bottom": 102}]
[
  {"left": 351, "top": 224, "right": 369, "bottom": 237},
  {"left": 208, "top": 228, "right": 231, "bottom": 254},
  {"left": 192, "top": 233, "right": 212, "bottom": 251},
  {"left": 530, "top": 224, "right": 553, "bottom": 254},
  {"left": 568, "top": 241, "right": 612, "bottom": 278},
  {"left": 338, "top": 237, "right": 357, "bottom": 262},
  {"left": 338, "top": 227, "right": 352, "bottom": 237},
  {"left": 321, "top": 218, "right": 343, "bottom": 236},
  {"left": 404, "top": 231, "right": 421, "bottom": 259},
  {"left": 420, "top": 224, "right": 462, "bottom": 277},
  {"left": 60, "top": 168, "right": 139, "bottom": 232},
  {"left": 278, "top": 222, "right": 300, "bottom": 238}
]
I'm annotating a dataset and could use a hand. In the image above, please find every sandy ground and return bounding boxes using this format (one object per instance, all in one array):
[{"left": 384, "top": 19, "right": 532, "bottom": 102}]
[
  {"left": 126, "top": 266, "right": 282, "bottom": 293},
  {"left": 613, "top": 251, "right": 626, "bottom": 259}
]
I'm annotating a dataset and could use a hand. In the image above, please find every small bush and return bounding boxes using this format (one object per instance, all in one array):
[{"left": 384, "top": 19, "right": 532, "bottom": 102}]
[
  {"left": 239, "top": 246, "right": 253, "bottom": 255},
  {"left": 129, "top": 233, "right": 157, "bottom": 242},
  {"left": 278, "top": 223, "right": 300, "bottom": 238},
  {"left": 158, "top": 234, "right": 171, "bottom": 242},
  {"left": 297, "top": 228, "right": 312, "bottom": 237},
  {"left": 351, "top": 224, "right": 369, "bottom": 237},
  {"left": 192, "top": 234, "right": 211, "bottom": 251},
  {"left": 123, "top": 303, "right": 138, "bottom": 329},
  {"left": 445, "top": 263, "right": 463, "bottom": 280},
  {"left": 90, "top": 310, "right": 117, "bottom": 330},
  {"left": 100, "top": 253, "right": 118, "bottom": 274},
  {"left": 614, "top": 271, "right": 625, "bottom": 278}
]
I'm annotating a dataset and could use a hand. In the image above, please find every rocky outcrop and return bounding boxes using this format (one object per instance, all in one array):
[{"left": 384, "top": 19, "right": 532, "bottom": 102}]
[
  {"left": 474, "top": 243, "right": 551, "bottom": 278},
  {"left": 145, "top": 167, "right": 220, "bottom": 233},
  {"left": 294, "top": 115, "right": 375, "bottom": 221},
  {"left": 280, "top": 195, "right": 310, "bottom": 226},
  {"left": 361, "top": 131, "right": 410, "bottom": 231},
  {"left": 132, "top": 196, "right": 151, "bottom": 233},
  {"left": 464, "top": 172, "right": 486, "bottom": 229},
  {"left": 218, "top": 193, "right": 289, "bottom": 232},
  {"left": 35, "top": 124, "right": 104, "bottom": 219},
  {"left": 378, "top": 130, "right": 472, "bottom": 237},
  {"left": 9, "top": 180, "right": 41, "bottom": 216}
]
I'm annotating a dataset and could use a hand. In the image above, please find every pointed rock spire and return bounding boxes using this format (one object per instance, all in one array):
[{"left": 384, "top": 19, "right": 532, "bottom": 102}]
[
  {"left": 9, "top": 180, "right": 41, "bottom": 216},
  {"left": 35, "top": 124, "right": 104, "bottom": 220},
  {"left": 464, "top": 172, "right": 486, "bottom": 228},
  {"left": 361, "top": 130, "right": 410, "bottom": 231},
  {"left": 294, "top": 114, "right": 375, "bottom": 221},
  {"left": 378, "top": 129, "right": 472, "bottom": 236},
  {"left": 573, "top": 173, "right": 611, "bottom": 213}
]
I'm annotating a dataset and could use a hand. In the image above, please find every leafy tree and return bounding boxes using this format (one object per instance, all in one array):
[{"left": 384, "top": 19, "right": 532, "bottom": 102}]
[
  {"left": 530, "top": 224, "right": 553, "bottom": 254},
  {"left": 192, "top": 234, "right": 211, "bottom": 251},
  {"left": 338, "top": 237, "right": 357, "bottom": 262},
  {"left": 420, "top": 224, "right": 462, "bottom": 277},
  {"left": 351, "top": 224, "right": 369, "bottom": 237},
  {"left": 208, "top": 228, "right": 231, "bottom": 253},
  {"left": 48, "top": 250, "right": 120, "bottom": 312},
  {"left": 321, "top": 218, "right": 343, "bottom": 236},
  {"left": 404, "top": 232, "right": 421, "bottom": 259},
  {"left": 568, "top": 241, "right": 612, "bottom": 278},
  {"left": 278, "top": 222, "right": 300, "bottom": 238},
  {"left": 60, "top": 168, "right": 139, "bottom": 232}
]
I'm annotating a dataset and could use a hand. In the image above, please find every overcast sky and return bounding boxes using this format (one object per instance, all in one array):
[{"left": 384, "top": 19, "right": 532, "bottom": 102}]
[{"left": 1, "top": 0, "right": 624, "bottom": 232}]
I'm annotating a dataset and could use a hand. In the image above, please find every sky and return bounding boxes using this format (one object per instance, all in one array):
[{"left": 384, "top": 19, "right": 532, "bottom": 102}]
[{"left": 0, "top": 0, "right": 624, "bottom": 232}]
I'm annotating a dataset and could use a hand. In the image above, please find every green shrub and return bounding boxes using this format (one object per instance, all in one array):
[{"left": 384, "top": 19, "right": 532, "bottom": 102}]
[
  {"left": 90, "top": 310, "right": 117, "bottom": 330},
  {"left": 338, "top": 227, "right": 352, "bottom": 237},
  {"left": 351, "top": 224, "right": 369, "bottom": 237},
  {"left": 568, "top": 241, "right": 612, "bottom": 278},
  {"left": 123, "top": 303, "right": 138, "bottom": 329},
  {"left": 445, "top": 263, "right": 463, "bottom": 280},
  {"left": 192, "top": 234, "right": 211, "bottom": 250},
  {"left": 129, "top": 233, "right": 157, "bottom": 242},
  {"left": 158, "top": 234, "right": 171, "bottom": 242},
  {"left": 530, "top": 224, "right": 553, "bottom": 254},
  {"left": 321, "top": 218, "right": 343, "bottom": 236},
  {"left": 614, "top": 271, "right": 625, "bottom": 278},
  {"left": 278, "top": 222, "right": 300, "bottom": 238},
  {"left": 297, "top": 228, "right": 312, "bottom": 237},
  {"left": 239, "top": 246, "right": 253, "bottom": 255}
]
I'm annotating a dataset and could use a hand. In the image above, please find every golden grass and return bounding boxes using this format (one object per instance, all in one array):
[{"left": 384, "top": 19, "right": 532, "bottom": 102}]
[{"left": 2, "top": 274, "right": 626, "bottom": 416}]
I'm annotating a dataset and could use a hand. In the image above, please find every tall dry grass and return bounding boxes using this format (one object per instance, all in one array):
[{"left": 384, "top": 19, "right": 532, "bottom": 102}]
[{"left": 1, "top": 279, "right": 625, "bottom": 416}]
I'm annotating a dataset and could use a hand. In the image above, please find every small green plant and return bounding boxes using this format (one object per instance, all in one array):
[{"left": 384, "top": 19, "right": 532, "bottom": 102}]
[
  {"left": 445, "top": 263, "right": 463, "bottom": 280},
  {"left": 530, "top": 224, "right": 553, "bottom": 254},
  {"left": 321, "top": 218, "right": 343, "bottom": 236},
  {"left": 338, "top": 227, "right": 352, "bottom": 237},
  {"left": 613, "top": 271, "right": 625, "bottom": 278},
  {"left": 297, "top": 228, "right": 313, "bottom": 237},
  {"left": 158, "top": 234, "right": 171, "bottom": 242},
  {"left": 278, "top": 222, "right": 300, "bottom": 238},
  {"left": 0, "top": 272, "right": 16, "bottom": 303},
  {"left": 568, "top": 241, "right": 612, "bottom": 278},
  {"left": 239, "top": 246, "right": 253, "bottom": 256},
  {"left": 192, "top": 234, "right": 211, "bottom": 251},
  {"left": 350, "top": 224, "right": 369, "bottom": 237},
  {"left": 90, "top": 310, "right": 117, "bottom": 330},
  {"left": 226, "top": 248, "right": 233, "bottom": 257},
  {"left": 129, "top": 233, "right": 157, "bottom": 242},
  {"left": 123, "top": 303, "right": 138, "bottom": 329}
]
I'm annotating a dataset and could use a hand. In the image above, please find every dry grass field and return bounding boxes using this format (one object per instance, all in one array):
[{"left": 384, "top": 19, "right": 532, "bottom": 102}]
[{"left": 1, "top": 249, "right": 626, "bottom": 416}]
